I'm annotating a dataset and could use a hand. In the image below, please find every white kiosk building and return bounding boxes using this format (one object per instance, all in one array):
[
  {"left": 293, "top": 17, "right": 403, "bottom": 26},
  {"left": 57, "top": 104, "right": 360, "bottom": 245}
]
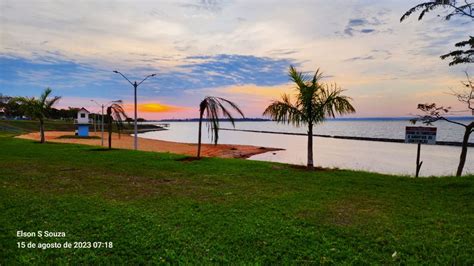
[{"left": 75, "top": 108, "right": 91, "bottom": 137}]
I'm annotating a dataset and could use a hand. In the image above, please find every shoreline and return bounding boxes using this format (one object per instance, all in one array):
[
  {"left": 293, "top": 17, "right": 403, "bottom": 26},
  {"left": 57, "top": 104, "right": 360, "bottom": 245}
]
[
  {"left": 220, "top": 128, "right": 474, "bottom": 147},
  {"left": 16, "top": 131, "right": 282, "bottom": 159}
]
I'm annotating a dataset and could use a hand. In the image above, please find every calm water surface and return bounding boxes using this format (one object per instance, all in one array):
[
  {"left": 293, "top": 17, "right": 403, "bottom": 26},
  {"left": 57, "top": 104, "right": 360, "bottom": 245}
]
[{"left": 139, "top": 120, "right": 473, "bottom": 177}]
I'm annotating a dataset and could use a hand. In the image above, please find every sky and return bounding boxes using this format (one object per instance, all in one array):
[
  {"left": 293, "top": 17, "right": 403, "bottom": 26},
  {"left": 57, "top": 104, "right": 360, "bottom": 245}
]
[{"left": 0, "top": 0, "right": 472, "bottom": 119}]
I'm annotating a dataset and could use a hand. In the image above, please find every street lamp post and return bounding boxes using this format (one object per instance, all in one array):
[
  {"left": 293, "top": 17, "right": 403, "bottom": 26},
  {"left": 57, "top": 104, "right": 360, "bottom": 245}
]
[
  {"left": 113, "top": 71, "right": 156, "bottom": 150},
  {"left": 90, "top": 100, "right": 105, "bottom": 147}
]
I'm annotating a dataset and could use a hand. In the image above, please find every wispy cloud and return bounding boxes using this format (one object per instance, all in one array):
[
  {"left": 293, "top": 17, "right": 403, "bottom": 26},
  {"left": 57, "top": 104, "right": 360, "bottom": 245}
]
[
  {"left": 179, "top": 0, "right": 224, "bottom": 13},
  {"left": 344, "top": 49, "right": 392, "bottom": 62},
  {"left": 0, "top": 0, "right": 472, "bottom": 118}
]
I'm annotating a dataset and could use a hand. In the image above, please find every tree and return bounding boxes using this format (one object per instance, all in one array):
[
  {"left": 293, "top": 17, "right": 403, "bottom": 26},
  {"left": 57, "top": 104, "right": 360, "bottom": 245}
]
[
  {"left": 440, "top": 36, "right": 474, "bottom": 66},
  {"left": 400, "top": 0, "right": 474, "bottom": 66},
  {"left": 106, "top": 101, "right": 128, "bottom": 149},
  {"left": 15, "top": 88, "right": 61, "bottom": 143},
  {"left": 411, "top": 73, "right": 474, "bottom": 176},
  {"left": 197, "top": 96, "right": 244, "bottom": 158},
  {"left": 49, "top": 107, "right": 80, "bottom": 120},
  {"left": 263, "top": 66, "right": 355, "bottom": 169},
  {"left": 1, "top": 97, "right": 23, "bottom": 118},
  {"left": 0, "top": 93, "right": 8, "bottom": 109}
]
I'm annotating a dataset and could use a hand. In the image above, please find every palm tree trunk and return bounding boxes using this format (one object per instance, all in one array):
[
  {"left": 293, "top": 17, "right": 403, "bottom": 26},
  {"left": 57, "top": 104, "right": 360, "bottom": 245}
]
[
  {"left": 307, "top": 122, "right": 314, "bottom": 169},
  {"left": 108, "top": 116, "right": 112, "bottom": 149},
  {"left": 197, "top": 110, "right": 204, "bottom": 158},
  {"left": 39, "top": 119, "right": 45, "bottom": 143},
  {"left": 456, "top": 124, "right": 473, "bottom": 176}
]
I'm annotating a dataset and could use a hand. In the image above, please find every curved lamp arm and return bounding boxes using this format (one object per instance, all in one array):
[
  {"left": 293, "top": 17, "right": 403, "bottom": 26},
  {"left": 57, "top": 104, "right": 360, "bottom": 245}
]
[
  {"left": 137, "top": 73, "right": 157, "bottom": 86},
  {"left": 113, "top": 70, "right": 134, "bottom": 86}
]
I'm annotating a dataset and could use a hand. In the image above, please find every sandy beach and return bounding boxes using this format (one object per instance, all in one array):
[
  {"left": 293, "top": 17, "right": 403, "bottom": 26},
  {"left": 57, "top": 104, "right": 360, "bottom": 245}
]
[{"left": 16, "top": 131, "right": 281, "bottom": 159}]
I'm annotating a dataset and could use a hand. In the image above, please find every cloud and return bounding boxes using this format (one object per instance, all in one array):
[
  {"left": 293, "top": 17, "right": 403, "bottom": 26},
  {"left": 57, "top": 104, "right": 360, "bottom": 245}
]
[
  {"left": 344, "top": 49, "right": 392, "bottom": 62},
  {"left": 185, "top": 83, "right": 291, "bottom": 98},
  {"left": 0, "top": 53, "right": 296, "bottom": 106},
  {"left": 179, "top": 0, "right": 224, "bottom": 13},
  {"left": 0, "top": 55, "right": 116, "bottom": 97},
  {"left": 0, "top": 0, "right": 472, "bottom": 118},
  {"left": 341, "top": 17, "right": 386, "bottom": 36},
  {"left": 348, "top": 19, "right": 367, "bottom": 27},
  {"left": 139, "top": 54, "right": 296, "bottom": 97},
  {"left": 344, "top": 55, "right": 375, "bottom": 62}
]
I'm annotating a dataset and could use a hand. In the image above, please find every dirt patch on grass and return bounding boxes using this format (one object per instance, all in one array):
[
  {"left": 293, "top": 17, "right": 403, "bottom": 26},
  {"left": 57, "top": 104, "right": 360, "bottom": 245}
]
[
  {"left": 271, "top": 165, "right": 285, "bottom": 170},
  {"left": 175, "top": 157, "right": 201, "bottom": 162},
  {"left": 289, "top": 165, "right": 335, "bottom": 172},
  {"left": 326, "top": 197, "right": 383, "bottom": 226},
  {"left": 5, "top": 164, "right": 242, "bottom": 203},
  {"left": 3, "top": 163, "right": 192, "bottom": 201},
  {"left": 298, "top": 196, "right": 384, "bottom": 227},
  {"left": 58, "top": 168, "right": 80, "bottom": 172},
  {"left": 88, "top": 148, "right": 119, "bottom": 152}
]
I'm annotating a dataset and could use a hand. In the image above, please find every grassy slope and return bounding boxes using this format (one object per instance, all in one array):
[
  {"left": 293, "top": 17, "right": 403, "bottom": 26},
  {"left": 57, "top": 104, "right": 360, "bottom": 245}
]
[
  {"left": 0, "top": 135, "right": 473, "bottom": 264},
  {"left": 0, "top": 120, "right": 160, "bottom": 135},
  {"left": 0, "top": 120, "right": 75, "bottom": 134}
]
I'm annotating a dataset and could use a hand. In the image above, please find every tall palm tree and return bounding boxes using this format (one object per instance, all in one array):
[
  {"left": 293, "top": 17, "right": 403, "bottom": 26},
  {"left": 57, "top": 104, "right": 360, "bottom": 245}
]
[
  {"left": 263, "top": 66, "right": 355, "bottom": 169},
  {"left": 197, "top": 96, "right": 244, "bottom": 158},
  {"left": 15, "top": 88, "right": 61, "bottom": 143},
  {"left": 106, "top": 101, "right": 128, "bottom": 149}
]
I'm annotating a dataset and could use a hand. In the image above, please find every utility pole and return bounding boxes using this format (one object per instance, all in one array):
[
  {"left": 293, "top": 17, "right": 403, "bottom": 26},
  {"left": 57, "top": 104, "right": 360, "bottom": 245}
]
[
  {"left": 91, "top": 100, "right": 110, "bottom": 147},
  {"left": 100, "top": 105, "right": 104, "bottom": 147}
]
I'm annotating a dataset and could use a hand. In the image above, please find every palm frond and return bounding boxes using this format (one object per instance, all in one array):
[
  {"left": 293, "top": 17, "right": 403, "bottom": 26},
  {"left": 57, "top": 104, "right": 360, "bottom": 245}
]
[
  {"left": 289, "top": 65, "right": 310, "bottom": 90},
  {"left": 264, "top": 66, "right": 355, "bottom": 125},
  {"left": 216, "top": 97, "right": 244, "bottom": 127},
  {"left": 263, "top": 94, "right": 305, "bottom": 127},
  {"left": 316, "top": 84, "right": 356, "bottom": 122},
  {"left": 40, "top": 88, "right": 52, "bottom": 106},
  {"left": 107, "top": 102, "right": 128, "bottom": 134},
  {"left": 199, "top": 96, "right": 244, "bottom": 145},
  {"left": 45, "top": 96, "right": 61, "bottom": 109},
  {"left": 14, "top": 88, "right": 60, "bottom": 120}
]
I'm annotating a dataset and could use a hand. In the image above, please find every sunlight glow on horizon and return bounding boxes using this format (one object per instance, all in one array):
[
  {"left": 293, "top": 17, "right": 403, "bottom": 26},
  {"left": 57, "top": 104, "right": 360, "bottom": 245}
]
[{"left": 129, "top": 103, "right": 189, "bottom": 113}]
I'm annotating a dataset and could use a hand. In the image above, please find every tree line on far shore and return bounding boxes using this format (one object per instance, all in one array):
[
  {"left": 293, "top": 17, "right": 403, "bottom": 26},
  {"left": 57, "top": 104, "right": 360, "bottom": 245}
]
[
  {"left": 0, "top": 95, "right": 147, "bottom": 123},
  {"left": 0, "top": 95, "right": 78, "bottom": 120}
]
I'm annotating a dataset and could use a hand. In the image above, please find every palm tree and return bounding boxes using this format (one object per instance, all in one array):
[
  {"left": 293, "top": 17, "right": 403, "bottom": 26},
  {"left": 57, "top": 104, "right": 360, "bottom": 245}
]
[
  {"left": 106, "top": 101, "right": 128, "bottom": 149},
  {"left": 197, "top": 96, "right": 244, "bottom": 158},
  {"left": 15, "top": 88, "right": 61, "bottom": 143},
  {"left": 263, "top": 66, "right": 355, "bottom": 169}
]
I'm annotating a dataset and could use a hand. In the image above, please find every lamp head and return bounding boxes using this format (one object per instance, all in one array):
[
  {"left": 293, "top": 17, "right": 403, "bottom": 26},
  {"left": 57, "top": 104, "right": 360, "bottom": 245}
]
[{"left": 113, "top": 70, "right": 118, "bottom": 73}]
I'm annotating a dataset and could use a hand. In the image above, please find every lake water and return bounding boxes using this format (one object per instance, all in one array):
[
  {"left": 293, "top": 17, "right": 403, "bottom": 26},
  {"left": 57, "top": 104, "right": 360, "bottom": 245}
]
[{"left": 138, "top": 120, "right": 474, "bottom": 177}]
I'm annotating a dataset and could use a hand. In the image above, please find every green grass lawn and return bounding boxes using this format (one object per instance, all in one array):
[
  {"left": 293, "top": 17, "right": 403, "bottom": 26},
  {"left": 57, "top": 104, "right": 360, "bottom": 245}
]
[
  {"left": 0, "top": 120, "right": 75, "bottom": 133},
  {"left": 0, "top": 134, "right": 473, "bottom": 264},
  {"left": 0, "top": 119, "right": 162, "bottom": 135}
]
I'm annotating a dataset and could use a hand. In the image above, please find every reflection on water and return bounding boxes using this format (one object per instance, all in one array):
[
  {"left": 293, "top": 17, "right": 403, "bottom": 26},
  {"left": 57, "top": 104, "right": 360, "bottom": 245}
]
[{"left": 139, "top": 121, "right": 473, "bottom": 176}]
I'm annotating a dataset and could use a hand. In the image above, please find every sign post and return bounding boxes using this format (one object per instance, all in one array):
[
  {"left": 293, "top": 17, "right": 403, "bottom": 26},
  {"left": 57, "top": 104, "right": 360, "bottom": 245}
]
[
  {"left": 405, "top": 126, "right": 437, "bottom": 178},
  {"left": 415, "top": 142, "right": 422, "bottom": 178}
]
